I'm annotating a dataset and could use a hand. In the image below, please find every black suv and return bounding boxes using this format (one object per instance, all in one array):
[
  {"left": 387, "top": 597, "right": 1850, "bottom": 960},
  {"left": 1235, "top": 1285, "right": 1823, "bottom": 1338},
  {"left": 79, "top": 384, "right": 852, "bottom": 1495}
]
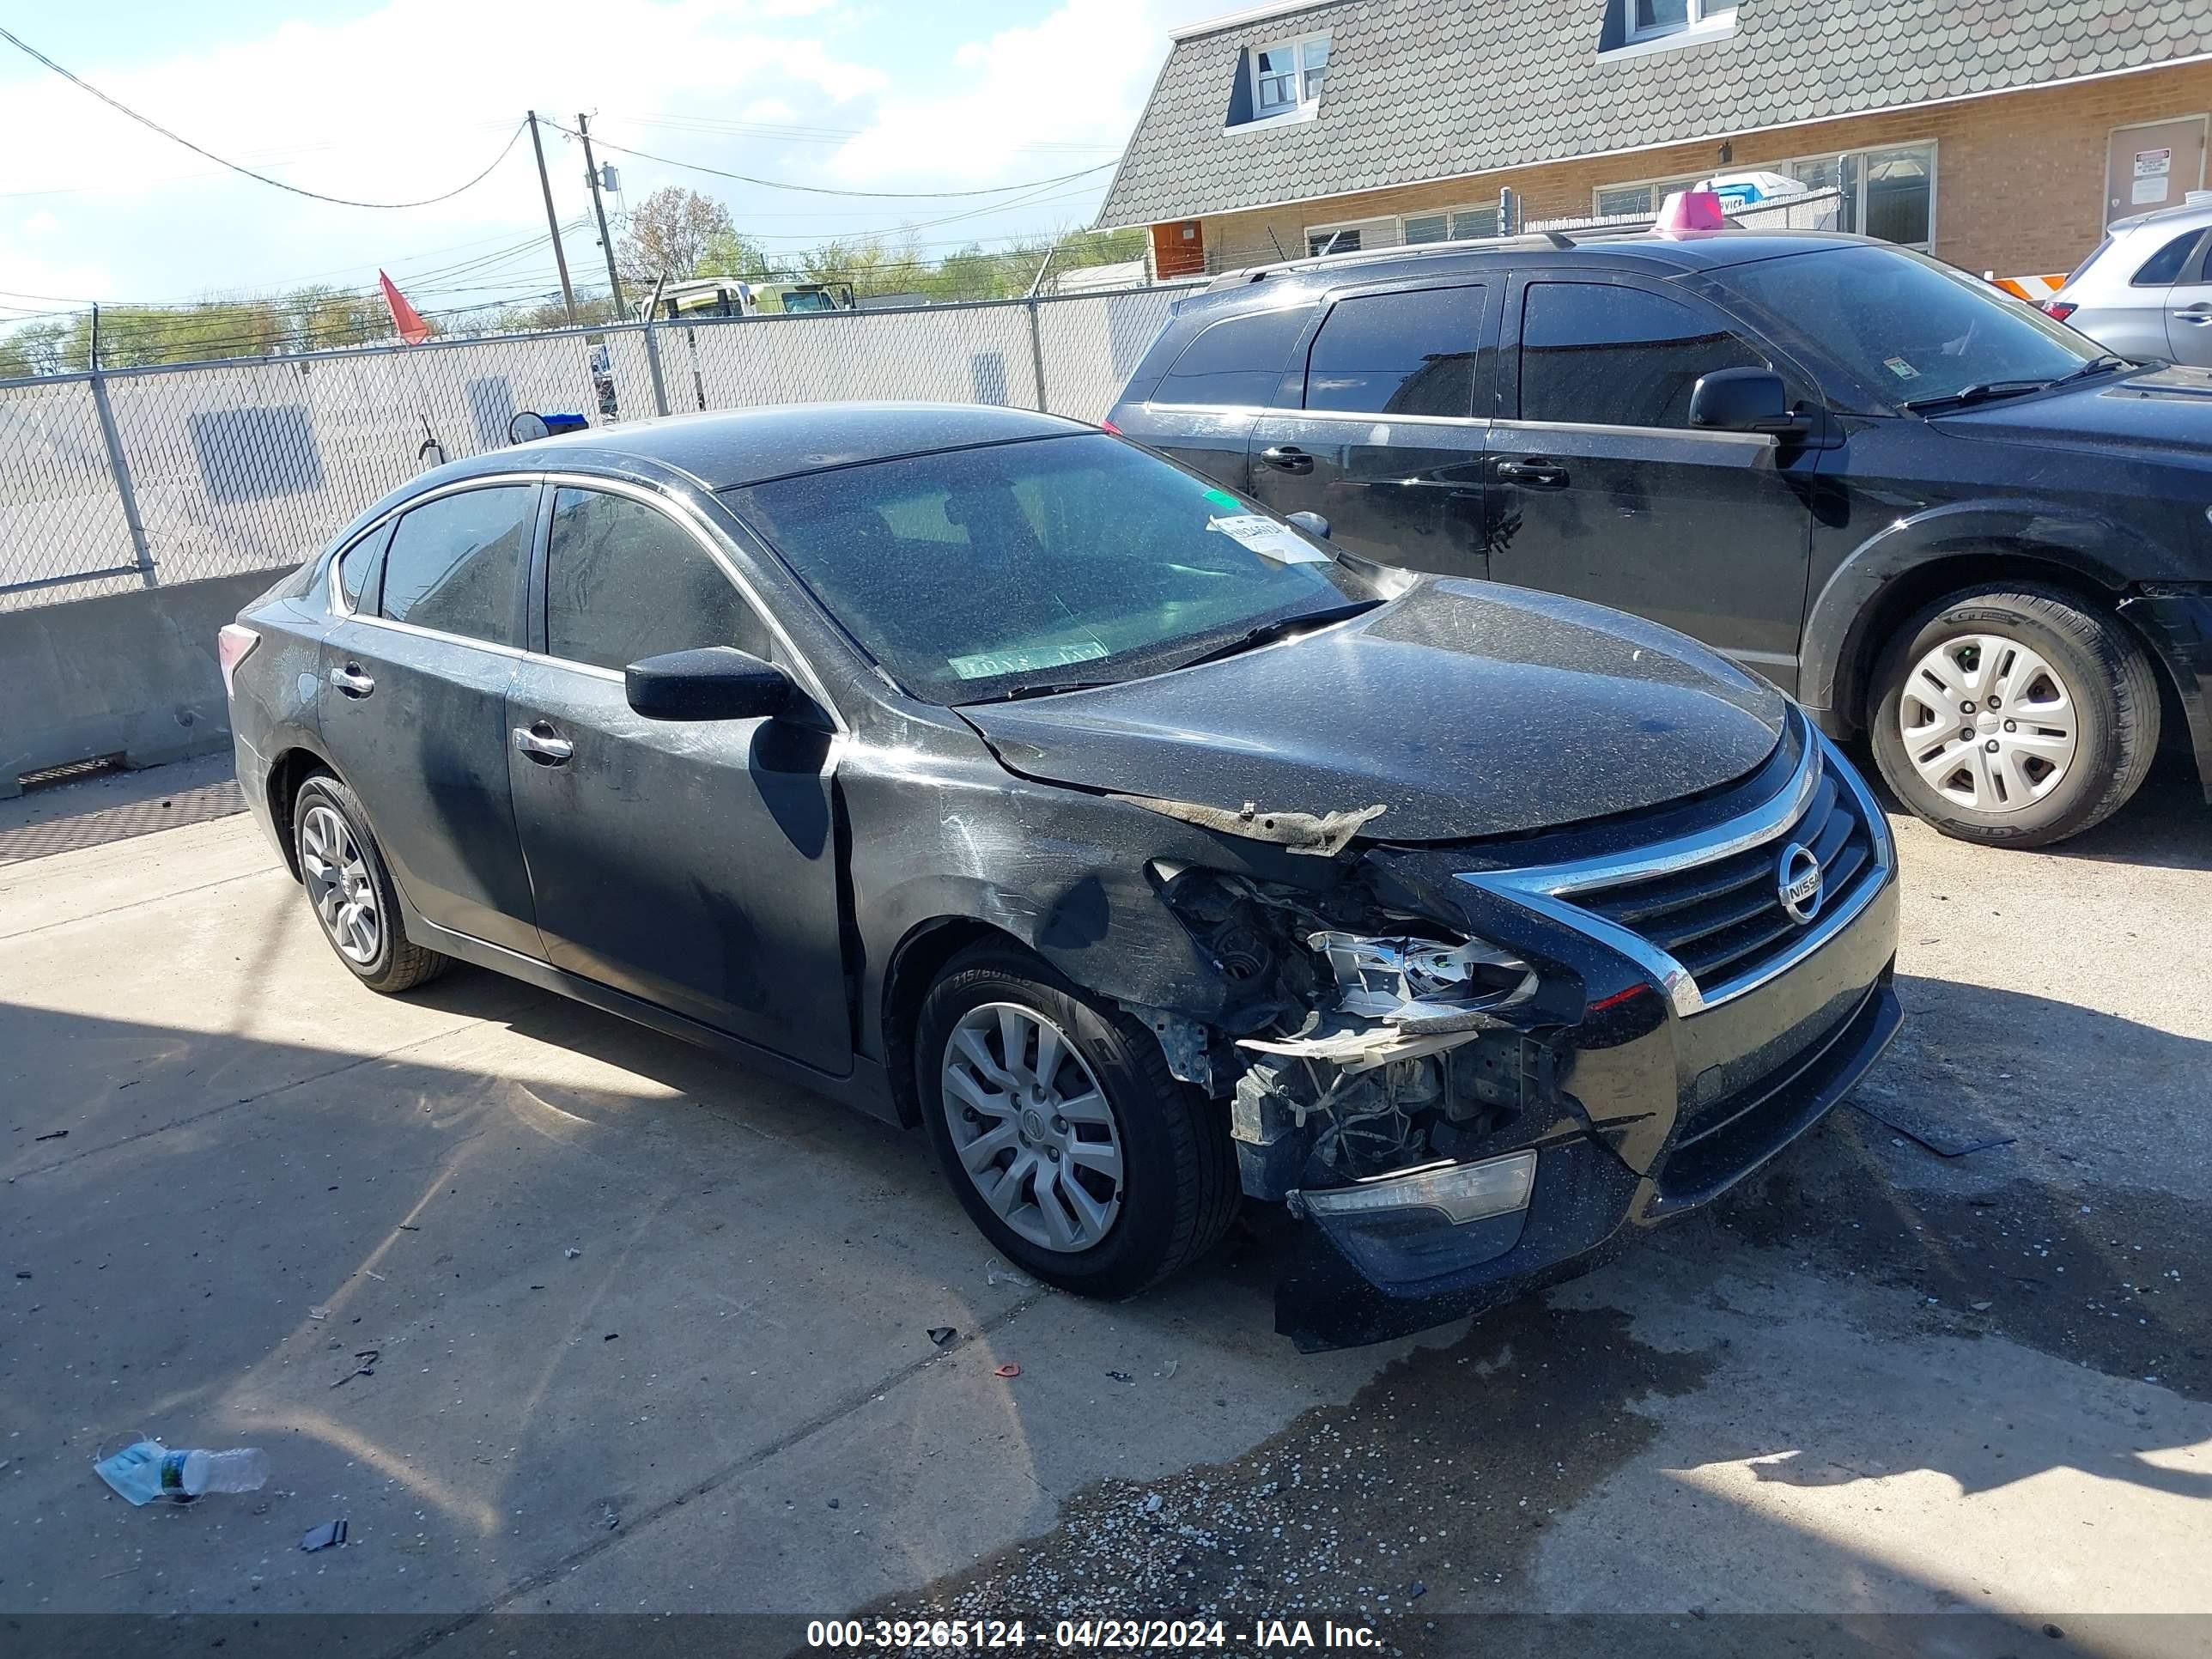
[{"left": 1109, "top": 230, "right": 2212, "bottom": 848}]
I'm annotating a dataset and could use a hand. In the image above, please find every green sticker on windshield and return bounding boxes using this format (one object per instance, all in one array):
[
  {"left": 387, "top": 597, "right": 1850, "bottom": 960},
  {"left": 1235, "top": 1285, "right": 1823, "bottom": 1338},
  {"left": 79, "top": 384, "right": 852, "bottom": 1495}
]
[{"left": 1201, "top": 487, "right": 1241, "bottom": 510}]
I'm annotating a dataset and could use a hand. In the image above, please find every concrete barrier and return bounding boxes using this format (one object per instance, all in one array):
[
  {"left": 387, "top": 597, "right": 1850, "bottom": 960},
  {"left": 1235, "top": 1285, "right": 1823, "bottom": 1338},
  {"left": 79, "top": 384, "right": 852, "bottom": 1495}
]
[{"left": 0, "top": 568, "right": 288, "bottom": 799}]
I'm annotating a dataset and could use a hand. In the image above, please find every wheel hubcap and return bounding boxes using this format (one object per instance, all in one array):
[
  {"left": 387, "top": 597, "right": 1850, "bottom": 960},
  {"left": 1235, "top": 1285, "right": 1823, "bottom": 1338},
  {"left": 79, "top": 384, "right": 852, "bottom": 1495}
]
[
  {"left": 300, "top": 803, "right": 380, "bottom": 965},
  {"left": 1898, "top": 633, "right": 2078, "bottom": 813},
  {"left": 940, "top": 1003, "right": 1123, "bottom": 1254}
]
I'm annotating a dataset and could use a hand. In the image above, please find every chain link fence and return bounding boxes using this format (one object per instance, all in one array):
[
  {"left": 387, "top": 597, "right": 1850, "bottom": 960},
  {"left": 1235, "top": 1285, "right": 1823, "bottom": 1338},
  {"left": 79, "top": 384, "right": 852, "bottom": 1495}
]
[{"left": 0, "top": 283, "right": 1193, "bottom": 612}]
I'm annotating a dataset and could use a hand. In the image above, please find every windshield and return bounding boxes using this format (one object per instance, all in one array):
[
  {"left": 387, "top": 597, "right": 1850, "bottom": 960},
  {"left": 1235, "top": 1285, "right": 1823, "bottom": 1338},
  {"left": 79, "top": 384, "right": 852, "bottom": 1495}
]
[
  {"left": 1723, "top": 245, "right": 2104, "bottom": 410},
  {"left": 723, "top": 433, "right": 1376, "bottom": 704}
]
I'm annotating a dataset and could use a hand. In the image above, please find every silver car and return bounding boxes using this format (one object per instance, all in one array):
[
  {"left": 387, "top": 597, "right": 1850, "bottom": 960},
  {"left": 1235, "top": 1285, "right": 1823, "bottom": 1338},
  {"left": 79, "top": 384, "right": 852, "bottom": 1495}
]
[{"left": 2051, "top": 192, "right": 2212, "bottom": 366}]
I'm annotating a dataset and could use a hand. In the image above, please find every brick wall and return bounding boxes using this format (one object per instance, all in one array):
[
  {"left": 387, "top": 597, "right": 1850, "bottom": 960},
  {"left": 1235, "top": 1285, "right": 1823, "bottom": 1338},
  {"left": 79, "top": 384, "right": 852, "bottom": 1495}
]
[{"left": 1185, "top": 60, "right": 2212, "bottom": 279}]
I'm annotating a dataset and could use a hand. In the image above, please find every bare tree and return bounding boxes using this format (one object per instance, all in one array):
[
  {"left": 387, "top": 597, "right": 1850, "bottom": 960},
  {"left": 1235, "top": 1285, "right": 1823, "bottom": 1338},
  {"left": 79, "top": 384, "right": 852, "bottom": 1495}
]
[{"left": 617, "top": 187, "right": 736, "bottom": 286}]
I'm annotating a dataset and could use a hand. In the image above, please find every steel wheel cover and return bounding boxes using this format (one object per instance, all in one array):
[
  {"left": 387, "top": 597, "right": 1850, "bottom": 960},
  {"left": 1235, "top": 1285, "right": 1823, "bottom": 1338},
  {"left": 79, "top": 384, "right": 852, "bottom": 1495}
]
[
  {"left": 300, "top": 803, "right": 381, "bottom": 966},
  {"left": 939, "top": 1002, "right": 1124, "bottom": 1254},
  {"left": 1898, "top": 632, "right": 2079, "bottom": 814}
]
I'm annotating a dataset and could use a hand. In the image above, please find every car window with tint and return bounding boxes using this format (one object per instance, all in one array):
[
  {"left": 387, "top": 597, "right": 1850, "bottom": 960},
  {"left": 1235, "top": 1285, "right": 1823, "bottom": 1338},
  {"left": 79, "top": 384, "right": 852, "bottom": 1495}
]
[
  {"left": 545, "top": 488, "right": 771, "bottom": 672},
  {"left": 2132, "top": 229, "right": 2204, "bottom": 287},
  {"left": 1520, "top": 282, "right": 1767, "bottom": 428},
  {"left": 378, "top": 485, "right": 533, "bottom": 644},
  {"left": 1154, "top": 305, "right": 1314, "bottom": 407},
  {"left": 1721, "top": 245, "right": 2100, "bottom": 411},
  {"left": 1304, "top": 286, "right": 1481, "bottom": 417},
  {"left": 724, "top": 432, "right": 1377, "bottom": 706},
  {"left": 337, "top": 522, "right": 391, "bottom": 612}
]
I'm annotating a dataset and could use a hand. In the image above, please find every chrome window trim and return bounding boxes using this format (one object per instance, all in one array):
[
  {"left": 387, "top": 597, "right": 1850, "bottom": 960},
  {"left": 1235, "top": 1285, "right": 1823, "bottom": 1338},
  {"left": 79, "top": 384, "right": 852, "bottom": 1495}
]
[
  {"left": 326, "top": 473, "right": 543, "bottom": 623},
  {"left": 1457, "top": 720, "right": 1894, "bottom": 1018},
  {"left": 1490, "top": 417, "right": 1777, "bottom": 448},
  {"left": 1141, "top": 400, "right": 1487, "bottom": 429}
]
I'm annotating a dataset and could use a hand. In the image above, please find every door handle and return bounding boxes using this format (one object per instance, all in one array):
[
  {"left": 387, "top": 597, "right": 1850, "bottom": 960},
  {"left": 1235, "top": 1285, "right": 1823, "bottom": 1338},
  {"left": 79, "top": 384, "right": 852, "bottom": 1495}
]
[
  {"left": 2173, "top": 307, "right": 2212, "bottom": 324},
  {"left": 328, "top": 664, "right": 375, "bottom": 698},
  {"left": 512, "top": 722, "right": 574, "bottom": 764},
  {"left": 1498, "top": 458, "right": 1571, "bottom": 488},
  {"left": 1259, "top": 445, "right": 1314, "bottom": 474}
]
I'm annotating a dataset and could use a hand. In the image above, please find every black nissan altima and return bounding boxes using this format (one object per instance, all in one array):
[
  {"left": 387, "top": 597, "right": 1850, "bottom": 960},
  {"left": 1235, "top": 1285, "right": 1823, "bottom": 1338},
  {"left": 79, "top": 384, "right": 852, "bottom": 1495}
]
[{"left": 221, "top": 403, "right": 1900, "bottom": 1349}]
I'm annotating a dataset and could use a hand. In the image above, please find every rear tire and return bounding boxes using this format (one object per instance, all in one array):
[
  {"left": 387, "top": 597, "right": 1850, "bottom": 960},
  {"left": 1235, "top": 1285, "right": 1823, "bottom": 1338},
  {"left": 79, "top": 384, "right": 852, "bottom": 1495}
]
[
  {"left": 292, "top": 773, "right": 451, "bottom": 994},
  {"left": 1868, "top": 584, "right": 2158, "bottom": 848},
  {"left": 915, "top": 944, "right": 1237, "bottom": 1298}
]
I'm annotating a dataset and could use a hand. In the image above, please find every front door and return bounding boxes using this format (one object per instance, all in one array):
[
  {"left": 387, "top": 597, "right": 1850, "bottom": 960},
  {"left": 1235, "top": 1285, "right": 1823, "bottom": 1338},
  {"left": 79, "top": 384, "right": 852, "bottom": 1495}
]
[
  {"left": 1486, "top": 275, "right": 1817, "bottom": 689},
  {"left": 505, "top": 482, "right": 851, "bottom": 1076},
  {"left": 1243, "top": 279, "right": 1493, "bottom": 577},
  {"left": 2107, "top": 117, "right": 2208, "bottom": 226},
  {"left": 317, "top": 480, "right": 543, "bottom": 956}
]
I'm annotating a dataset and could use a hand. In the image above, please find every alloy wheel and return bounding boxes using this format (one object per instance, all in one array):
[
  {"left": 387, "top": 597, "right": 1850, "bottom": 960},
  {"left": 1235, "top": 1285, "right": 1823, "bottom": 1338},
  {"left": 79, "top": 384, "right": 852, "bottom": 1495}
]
[
  {"left": 939, "top": 1002, "right": 1124, "bottom": 1254},
  {"left": 300, "top": 802, "right": 381, "bottom": 965},
  {"left": 1896, "top": 632, "right": 2078, "bottom": 813}
]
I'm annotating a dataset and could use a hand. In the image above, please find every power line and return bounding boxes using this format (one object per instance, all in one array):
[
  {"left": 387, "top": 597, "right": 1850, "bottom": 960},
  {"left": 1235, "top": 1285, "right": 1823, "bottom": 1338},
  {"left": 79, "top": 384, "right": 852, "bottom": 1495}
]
[
  {"left": 544, "top": 118, "right": 1114, "bottom": 200},
  {"left": 0, "top": 24, "right": 527, "bottom": 209}
]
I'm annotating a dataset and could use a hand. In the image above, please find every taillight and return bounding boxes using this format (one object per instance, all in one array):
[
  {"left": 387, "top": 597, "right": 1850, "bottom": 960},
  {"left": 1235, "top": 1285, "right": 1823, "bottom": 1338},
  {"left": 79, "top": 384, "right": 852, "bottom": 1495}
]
[
  {"left": 2042, "top": 300, "right": 2077, "bottom": 321},
  {"left": 216, "top": 623, "right": 260, "bottom": 697},
  {"left": 1098, "top": 417, "right": 1122, "bottom": 435}
]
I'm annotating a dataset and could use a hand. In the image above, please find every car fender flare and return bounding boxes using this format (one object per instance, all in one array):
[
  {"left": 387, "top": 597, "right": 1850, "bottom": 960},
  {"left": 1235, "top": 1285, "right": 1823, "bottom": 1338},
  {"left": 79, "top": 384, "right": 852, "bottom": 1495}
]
[{"left": 1799, "top": 498, "right": 2136, "bottom": 728}]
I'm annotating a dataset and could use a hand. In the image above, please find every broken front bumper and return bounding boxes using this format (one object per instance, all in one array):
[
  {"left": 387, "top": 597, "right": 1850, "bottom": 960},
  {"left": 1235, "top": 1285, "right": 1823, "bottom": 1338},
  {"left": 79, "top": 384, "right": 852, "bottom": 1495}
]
[{"left": 1277, "top": 726, "right": 1903, "bottom": 1351}]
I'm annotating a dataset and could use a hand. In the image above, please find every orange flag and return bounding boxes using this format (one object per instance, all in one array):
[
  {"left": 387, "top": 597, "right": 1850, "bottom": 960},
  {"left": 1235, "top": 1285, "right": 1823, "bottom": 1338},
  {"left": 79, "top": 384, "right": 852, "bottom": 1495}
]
[{"left": 378, "top": 270, "right": 430, "bottom": 344}]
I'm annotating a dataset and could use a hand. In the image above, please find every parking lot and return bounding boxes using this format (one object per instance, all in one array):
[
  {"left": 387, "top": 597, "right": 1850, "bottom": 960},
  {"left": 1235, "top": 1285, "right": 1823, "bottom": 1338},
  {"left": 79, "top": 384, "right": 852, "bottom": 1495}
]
[{"left": 2, "top": 752, "right": 2208, "bottom": 1653}]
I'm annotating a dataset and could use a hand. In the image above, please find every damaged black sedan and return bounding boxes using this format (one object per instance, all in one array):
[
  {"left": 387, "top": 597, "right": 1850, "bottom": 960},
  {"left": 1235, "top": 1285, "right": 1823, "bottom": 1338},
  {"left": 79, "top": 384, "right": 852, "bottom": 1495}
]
[{"left": 222, "top": 404, "right": 1900, "bottom": 1348}]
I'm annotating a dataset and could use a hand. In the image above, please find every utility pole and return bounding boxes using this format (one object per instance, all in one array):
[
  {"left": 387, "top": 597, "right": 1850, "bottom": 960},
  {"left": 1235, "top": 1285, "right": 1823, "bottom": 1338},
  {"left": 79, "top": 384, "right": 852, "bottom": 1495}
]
[
  {"left": 577, "top": 113, "right": 626, "bottom": 319},
  {"left": 527, "top": 112, "right": 580, "bottom": 325}
]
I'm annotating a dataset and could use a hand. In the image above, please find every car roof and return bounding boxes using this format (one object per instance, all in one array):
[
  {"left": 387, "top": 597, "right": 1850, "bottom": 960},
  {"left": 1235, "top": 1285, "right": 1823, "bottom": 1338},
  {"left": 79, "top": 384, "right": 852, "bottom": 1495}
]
[
  {"left": 1191, "top": 228, "right": 1884, "bottom": 304},
  {"left": 434, "top": 401, "right": 1091, "bottom": 492},
  {"left": 2106, "top": 195, "right": 2212, "bottom": 236}
]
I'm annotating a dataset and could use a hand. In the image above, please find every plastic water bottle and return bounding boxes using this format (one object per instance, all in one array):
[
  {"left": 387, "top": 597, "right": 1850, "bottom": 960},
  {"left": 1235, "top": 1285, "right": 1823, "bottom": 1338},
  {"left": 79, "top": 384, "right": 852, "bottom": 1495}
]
[{"left": 177, "top": 1448, "right": 267, "bottom": 1496}]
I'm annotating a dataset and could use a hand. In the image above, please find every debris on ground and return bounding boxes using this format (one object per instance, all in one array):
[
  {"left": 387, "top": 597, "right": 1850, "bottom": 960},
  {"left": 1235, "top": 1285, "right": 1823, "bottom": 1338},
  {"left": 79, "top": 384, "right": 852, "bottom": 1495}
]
[
  {"left": 603, "top": 1333, "right": 618, "bottom": 1342},
  {"left": 565, "top": 1247, "right": 582, "bottom": 1259},
  {"left": 993, "top": 1363, "right": 1021, "bottom": 1379},
  {"left": 985, "top": 1259, "right": 1035, "bottom": 1289},
  {"left": 828, "top": 1498, "right": 841, "bottom": 1510},
  {"left": 330, "top": 1349, "right": 380, "bottom": 1388},
  {"left": 33, "top": 1129, "right": 67, "bottom": 1142},
  {"left": 927, "top": 1327, "right": 957, "bottom": 1347},
  {"left": 1850, "top": 1098, "right": 2014, "bottom": 1158},
  {"left": 1106, "top": 1370, "right": 1134, "bottom": 1384},
  {"left": 1141, "top": 1493, "right": 1163, "bottom": 1514},
  {"left": 94, "top": 1442, "right": 268, "bottom": 1505},
  {"left": 300, "top": 1519, "right": 348, "bottom": 1552},
  {"left": 307, "top": 1307, "right": 331, "bottom": 1322}
]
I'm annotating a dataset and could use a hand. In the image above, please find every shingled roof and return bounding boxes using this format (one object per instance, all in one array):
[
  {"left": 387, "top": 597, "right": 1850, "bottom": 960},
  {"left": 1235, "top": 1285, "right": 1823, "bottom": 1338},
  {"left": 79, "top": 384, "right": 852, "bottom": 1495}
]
[{"left": 1097, "top": 0, "right": 2212, "bottom": 227}]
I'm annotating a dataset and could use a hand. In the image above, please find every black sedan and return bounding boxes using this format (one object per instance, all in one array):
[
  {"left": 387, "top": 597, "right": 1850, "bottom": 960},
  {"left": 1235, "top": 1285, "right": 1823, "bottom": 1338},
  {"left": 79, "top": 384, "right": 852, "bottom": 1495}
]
[{"left": 221, "top": 404, "right": 1901, "bottom": 1349}]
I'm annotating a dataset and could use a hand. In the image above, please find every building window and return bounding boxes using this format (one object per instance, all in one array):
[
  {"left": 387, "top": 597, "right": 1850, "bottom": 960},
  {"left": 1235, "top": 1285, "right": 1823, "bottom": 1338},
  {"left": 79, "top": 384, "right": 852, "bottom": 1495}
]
[
  {"left": 1627, "top": 0, "right": 1735, "bottom": 43},
  {"left": 1255, "top": 33, "right": 1329, "bottom": 118},
  {"left": 1308, "top": 227, "right": 1361, "bottom": 257},
  {"left": 1597, "top": 140, "right": 1937, "bottom": 250},
  {"left": 1404, "top": 207, "right": 1501, "bottom": 243}
]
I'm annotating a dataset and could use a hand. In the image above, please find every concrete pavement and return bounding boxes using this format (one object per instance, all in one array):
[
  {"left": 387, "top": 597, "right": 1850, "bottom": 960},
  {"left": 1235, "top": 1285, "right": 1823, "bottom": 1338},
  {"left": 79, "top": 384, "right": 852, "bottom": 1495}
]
[{"left": 1, "top": 759, "right": 2207, "bottom": 1653}]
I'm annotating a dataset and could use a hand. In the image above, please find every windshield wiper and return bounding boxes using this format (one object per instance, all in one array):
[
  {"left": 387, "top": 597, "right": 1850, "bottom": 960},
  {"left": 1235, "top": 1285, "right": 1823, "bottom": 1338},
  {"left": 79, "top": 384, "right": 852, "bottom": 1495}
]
[
  {"left": 1170, "top": 599, "right": 1382, "bottom": 672},
  {"left": 2049, "top": 353, "right": 2133, "bottom": 387},
  {"left": 959, "top": 677, "right": 1121, "bottom": 704},
  {"left": 1901, "top": 379, "right": 2054, "bottom": 414}
]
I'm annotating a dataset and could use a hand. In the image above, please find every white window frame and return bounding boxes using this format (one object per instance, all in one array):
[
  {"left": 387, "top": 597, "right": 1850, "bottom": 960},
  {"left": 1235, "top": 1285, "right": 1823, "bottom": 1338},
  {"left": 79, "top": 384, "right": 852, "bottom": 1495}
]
[
  {"left": 1304, "top": 204, "right": 1504, "bottom": 258},
  {"left": 1251, "top": 31, "right": 1330, "bottom": 123},
  {"left": 1593, "top": 138, "right": 1940, "bottom": 252},
  {"left": 1626, "top": 0, "right": 1736, "bottom": 46}
]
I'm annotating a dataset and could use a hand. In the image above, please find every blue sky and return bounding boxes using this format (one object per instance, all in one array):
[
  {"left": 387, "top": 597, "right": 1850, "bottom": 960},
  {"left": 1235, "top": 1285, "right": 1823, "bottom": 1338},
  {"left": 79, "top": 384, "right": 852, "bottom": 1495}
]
[{"left": 0, "top": 0, "right": 1229, "bottom": 320}]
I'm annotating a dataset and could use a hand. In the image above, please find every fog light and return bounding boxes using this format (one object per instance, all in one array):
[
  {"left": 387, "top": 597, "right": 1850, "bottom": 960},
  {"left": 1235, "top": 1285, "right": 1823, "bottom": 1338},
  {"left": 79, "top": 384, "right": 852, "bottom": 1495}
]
[{"left": 1293, "top": 1150, "right": 1536, "bottom": 1226}]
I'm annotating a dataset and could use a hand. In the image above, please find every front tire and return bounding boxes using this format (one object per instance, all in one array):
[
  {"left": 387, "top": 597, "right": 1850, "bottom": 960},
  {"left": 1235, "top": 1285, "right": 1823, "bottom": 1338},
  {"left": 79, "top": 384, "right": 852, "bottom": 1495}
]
[
  {"left": 1868, "top": 584, "right": 2160, "bottom": 848},
  {"left": 915, "top": 945, "right": 1237, "bottom": 1298},
  {"left": 292, "top": 773, "right": 450, "bottom": 994}
]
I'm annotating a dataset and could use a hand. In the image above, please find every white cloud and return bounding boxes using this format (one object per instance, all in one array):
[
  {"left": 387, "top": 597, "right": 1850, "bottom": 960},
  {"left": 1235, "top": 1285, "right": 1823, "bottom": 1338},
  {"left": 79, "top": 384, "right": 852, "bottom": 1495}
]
[{"left": 823, "top": 0, "right": 1204, "bottom": 191}]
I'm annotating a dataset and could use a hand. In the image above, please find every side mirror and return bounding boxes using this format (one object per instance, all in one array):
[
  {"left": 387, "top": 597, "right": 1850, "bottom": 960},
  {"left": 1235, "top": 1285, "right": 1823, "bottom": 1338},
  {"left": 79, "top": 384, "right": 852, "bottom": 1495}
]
[
  {"left": 1688, "top": 368, "right": 1808, "bottom": 437},
  {"left": 625, "top": 647, "right": 793, "bottom": 721},
  {"left": 1287, "top": 510, "right": 1332, "bottom": 540}
]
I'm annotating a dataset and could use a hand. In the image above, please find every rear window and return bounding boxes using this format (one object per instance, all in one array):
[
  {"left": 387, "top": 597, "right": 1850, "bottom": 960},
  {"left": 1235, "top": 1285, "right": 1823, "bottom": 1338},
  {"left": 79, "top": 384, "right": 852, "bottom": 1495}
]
[
  {"left": 379, "top": 485, "right": 533, "bottom": 645},
  {"left": 1152, "top": 305, "right": 1313, "bottom": 407}
]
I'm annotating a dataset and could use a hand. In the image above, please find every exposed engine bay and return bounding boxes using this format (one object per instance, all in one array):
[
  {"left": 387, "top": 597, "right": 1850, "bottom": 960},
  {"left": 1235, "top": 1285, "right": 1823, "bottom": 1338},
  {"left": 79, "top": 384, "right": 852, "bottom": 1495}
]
[{"left": 1142, "top": 867, "right": 1571, "bottom": 1201}]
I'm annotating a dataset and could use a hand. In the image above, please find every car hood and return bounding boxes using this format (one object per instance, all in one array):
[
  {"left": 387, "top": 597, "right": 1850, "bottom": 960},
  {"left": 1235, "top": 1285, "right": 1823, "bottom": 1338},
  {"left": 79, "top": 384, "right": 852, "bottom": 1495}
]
[
  {"left": 1942, "top": 362, "right": 2212, "bottom": 459},
  {"left": 958, "top": 580, "right": 1787, "bottom": 844}
]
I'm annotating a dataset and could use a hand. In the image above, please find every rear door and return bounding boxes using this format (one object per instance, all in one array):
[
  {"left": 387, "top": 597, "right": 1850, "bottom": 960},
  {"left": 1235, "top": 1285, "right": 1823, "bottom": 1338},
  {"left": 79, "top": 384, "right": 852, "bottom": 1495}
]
[
  {"left": 2157, "top": 229, "right": 2212, "bottom": 367},
  {"left": 505, "top": 480, "right": 850, "bottom": 1075},
  {"left": 1243, "top": 278, "right": 1494, "bottom": 577},
  {"left": 317, "top": 479, "right": 543, "bottom": 956},
  {"left": 1486, "top": 274, "right": 1816, "bottom": 686}
]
